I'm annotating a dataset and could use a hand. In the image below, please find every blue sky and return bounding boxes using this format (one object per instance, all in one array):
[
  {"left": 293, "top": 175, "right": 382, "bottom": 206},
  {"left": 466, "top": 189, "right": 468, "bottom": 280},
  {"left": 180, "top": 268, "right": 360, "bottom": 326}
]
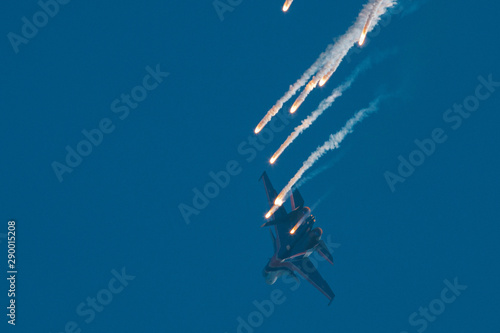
[{"left": 1, "top": 0, "right": 499, "bottom": 332}]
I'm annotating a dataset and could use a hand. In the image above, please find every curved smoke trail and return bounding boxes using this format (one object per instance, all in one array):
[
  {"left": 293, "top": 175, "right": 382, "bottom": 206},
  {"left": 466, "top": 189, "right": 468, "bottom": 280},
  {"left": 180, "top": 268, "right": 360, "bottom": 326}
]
[
  {"left": 265, "top": 97, "right": 383, "bottom": 218},
  {"left": 270, "top": 56, "right": 375, "bottom": 164}
]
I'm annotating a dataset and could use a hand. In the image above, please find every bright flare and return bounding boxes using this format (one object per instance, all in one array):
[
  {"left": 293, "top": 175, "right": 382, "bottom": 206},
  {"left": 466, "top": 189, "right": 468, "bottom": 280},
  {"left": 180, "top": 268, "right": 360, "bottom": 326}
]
[
  {"left": 265, "top": 196, "right": 284, "bottom": 218},
  {"left": 318, "top": 76, "right": 328, "bottom": 87},
  {"left": 270, "top": 155, "right": 277, "bottom": 164},
  {"left": 290, "top": 78, "right": 318, "bottom": 113},
  {"left": 289, "top": 221, "right": 301, "bottom": 235},
  {"left": 290, "top": 100, "right": 300, "bottom": 113},
  {"left": 265, "top": 205, "right": 279, "bottom": 219},
  {"left": 319, "top": 69, "right": 333, "bottom": 86},
  {"left": 358, "top": 28, "right": 367, "bottom": 46},
  {"left": 319, "top": 58, "right": 341, "bottom": 86},
  {"left": 255, "top": 113, "right": 271, "bottom": 134},
  {"left": 359, "top": 0, "right": 384, "bottom": 46},
  {"left": 319, "top": 58, "right": 342, "bottom": 87},
  {"left": 282, "top": 0, "right": 293, "bottom": 12}
]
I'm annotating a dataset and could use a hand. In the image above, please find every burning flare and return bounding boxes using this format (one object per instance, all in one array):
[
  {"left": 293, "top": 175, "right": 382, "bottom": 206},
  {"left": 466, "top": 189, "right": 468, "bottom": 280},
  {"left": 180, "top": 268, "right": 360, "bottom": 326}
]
[
  {"left": 359, "top": 0, "right": 384, "bottom": 46},
  {"left": 289, "top": 221, "right": 301, "bottom": 234},
  {"left": 319, "top": 71, "right": 333, "bottom": 87},
  {"left": 282, "top": 0, "right": 294, "bottom": 12},
  {"left": 265, "top": 205, "right": 279, "bottom": 219},
  {"left": 265, "top": 196, "right": 285, "bottom": 219},
  {"left": 319, "top": 58, "right": 342, "bottom": 87},
  {"left": 290, "top": 78, "right": 319, "bottom": 113},
  {"left": 254, "top": 124, "right": 263, "bottom": 134},
  {"left": 358, "top": 28, "right": 368, "bottom": 46}
]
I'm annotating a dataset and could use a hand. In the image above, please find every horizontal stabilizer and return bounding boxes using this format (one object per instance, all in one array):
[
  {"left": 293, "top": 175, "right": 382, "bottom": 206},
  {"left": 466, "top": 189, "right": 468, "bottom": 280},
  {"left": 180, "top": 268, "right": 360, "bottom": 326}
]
[
  {"left": 260, "top": 216, "right": 286, "bottom": 228},
  {"left": 316, "top": 240, "right": 334, "bottom": 265},
  {"left": 261, "top": 220, "right": 277, "bottom": 228}
]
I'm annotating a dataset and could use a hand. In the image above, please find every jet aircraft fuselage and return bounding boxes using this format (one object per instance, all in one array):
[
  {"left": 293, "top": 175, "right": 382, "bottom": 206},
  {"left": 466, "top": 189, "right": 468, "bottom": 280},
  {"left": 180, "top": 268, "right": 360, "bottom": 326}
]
[{"left": 259, "top": 172, "right": 335, "bottom": 304}]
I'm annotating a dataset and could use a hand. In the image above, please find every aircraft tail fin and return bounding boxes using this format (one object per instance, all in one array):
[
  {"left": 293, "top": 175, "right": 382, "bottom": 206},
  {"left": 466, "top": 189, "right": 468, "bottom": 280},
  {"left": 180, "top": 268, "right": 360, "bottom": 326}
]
[
  {"left": 260, "top": 171, "right": 287, "bottom": 220},
  {"left": 290, "top": 188, "right": 305, "bottom": 210},
  {"left": 260, "top": 172, "right": 278, "bottom": 205},
  {"left": 269, "top": 229, "right": 276, "bottom": 252}
]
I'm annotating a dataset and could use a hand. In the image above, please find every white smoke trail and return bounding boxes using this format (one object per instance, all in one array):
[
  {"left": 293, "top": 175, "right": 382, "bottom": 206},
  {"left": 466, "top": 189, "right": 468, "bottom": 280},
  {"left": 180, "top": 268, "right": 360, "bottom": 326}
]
[
  {"left": 294, "top": 149, "right": 347, "bottom": 189},
  {"left": 308, "top": 0, "right": 396, "bottom": 99},
  {"left": 274, "top": 97, "right": 382, "bottom": 206},
  {"left": 255, "top": 44, "right": 335, "bottom": 133},
  {"left": 270, "top": 57, "right": 374, "bottom": 164},
  {"left": 256, "top": 0, "right": 396, "bottom": 133},
  {"left": 367, "top": 0, "right": 386, "bottom": 30}
]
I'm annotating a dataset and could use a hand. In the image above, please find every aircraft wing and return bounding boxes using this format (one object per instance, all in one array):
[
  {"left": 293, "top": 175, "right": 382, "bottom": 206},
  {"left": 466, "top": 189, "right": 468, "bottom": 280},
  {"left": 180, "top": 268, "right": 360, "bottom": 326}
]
[
  {"left": 260, "top": 172, "right": 287, "bottom": 220},
  {"left": 288, "top": 257, "right": 335, "bottom": 304}
]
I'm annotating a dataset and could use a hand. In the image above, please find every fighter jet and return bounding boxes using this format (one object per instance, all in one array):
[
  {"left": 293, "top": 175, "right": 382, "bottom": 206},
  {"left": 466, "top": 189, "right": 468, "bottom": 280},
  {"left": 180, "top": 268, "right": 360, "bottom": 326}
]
[{"left": 260, "top": 171, "right": 335, "bottom": 304}]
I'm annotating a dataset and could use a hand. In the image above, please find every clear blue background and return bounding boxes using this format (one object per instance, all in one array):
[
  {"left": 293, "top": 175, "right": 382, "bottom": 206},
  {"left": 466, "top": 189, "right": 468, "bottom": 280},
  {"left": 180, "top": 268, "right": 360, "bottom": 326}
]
[{"left": 1, "top": 0, "right": 499, "bottom": 332}]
